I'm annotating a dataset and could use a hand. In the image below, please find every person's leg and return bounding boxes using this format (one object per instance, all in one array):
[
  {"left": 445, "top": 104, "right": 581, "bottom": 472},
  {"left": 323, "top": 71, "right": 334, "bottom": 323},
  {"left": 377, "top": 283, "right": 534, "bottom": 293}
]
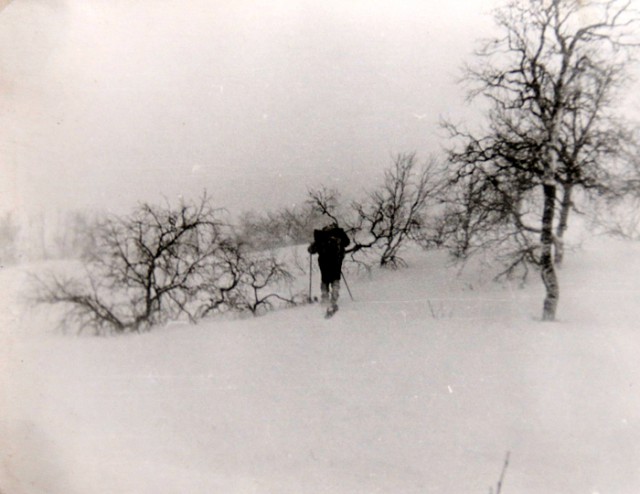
[
  {"left": 330, "top": 279, "right": 340, "bottom": 306},
  {"left": 320, "top": 282, "right": 330, "bottom": 305}
]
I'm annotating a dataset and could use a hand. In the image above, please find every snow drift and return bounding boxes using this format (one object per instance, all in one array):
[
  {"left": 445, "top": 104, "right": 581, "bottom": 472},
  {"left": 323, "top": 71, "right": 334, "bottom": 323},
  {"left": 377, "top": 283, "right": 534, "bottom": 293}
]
[{"left": 1, "top": 238, "right": 639, "bottom": 494}]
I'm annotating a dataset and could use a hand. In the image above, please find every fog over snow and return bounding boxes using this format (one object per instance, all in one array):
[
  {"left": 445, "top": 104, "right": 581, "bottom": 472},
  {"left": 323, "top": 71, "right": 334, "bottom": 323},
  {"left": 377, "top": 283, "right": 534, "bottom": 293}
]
[{"left": 0, "top": 0, "right": 497, "bottom": 217}]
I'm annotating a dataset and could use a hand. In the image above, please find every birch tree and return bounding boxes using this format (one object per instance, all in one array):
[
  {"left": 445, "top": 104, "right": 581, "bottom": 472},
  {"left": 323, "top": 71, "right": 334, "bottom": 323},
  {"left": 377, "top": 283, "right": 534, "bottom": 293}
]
[{"left": 445, "top": 0, "right": 638, "bottom": 321}]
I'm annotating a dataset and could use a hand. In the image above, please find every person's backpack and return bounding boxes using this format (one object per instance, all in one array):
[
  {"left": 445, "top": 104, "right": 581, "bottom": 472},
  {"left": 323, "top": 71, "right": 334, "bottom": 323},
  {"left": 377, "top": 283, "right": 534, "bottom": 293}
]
[{"left": 314, "top": 228, "right": 344, "bottom": 259}]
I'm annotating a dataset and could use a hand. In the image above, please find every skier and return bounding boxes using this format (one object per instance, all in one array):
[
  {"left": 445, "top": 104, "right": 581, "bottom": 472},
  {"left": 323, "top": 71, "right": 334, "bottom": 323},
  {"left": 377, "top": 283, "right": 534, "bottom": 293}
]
[{"left": 307, "top": 221, "right": 350, "bottom": 317}]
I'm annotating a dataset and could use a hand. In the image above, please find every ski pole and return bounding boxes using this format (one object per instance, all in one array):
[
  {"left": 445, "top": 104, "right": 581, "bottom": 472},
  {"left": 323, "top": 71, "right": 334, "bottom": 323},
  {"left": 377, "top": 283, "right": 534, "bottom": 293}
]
[
  {"left": 341, "top": 271, "right": 354, "bottom": 301},
  {"left": 308, "top": 253, "right": 313, "bottom": 302}
]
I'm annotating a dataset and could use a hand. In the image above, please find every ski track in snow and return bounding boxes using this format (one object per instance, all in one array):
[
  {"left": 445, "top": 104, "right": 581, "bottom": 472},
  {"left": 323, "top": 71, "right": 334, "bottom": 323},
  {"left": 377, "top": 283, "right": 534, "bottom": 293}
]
[{"left": 1, "top": 239, "right": 640, "bottom": 494}]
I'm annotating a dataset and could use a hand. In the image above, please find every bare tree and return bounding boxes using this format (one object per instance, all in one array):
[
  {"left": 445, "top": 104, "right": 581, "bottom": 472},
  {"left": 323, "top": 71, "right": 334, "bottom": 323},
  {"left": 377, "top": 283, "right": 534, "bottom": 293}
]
[
  {"left": 196, "top": 237, "right": 298, "bottom": 317},
  {"left": 350, "top": 153, "right": 442, "bottom": 267},
  {"left": 436, "top": 162, "right": 541, "bottom": 282},
  {"left": 35, "top": 195, "right": 225, "bottom": 334},
  {"left": 445, "top": 0, "right": 639, "bottom": 320},
  {"left": 307, "top": 154, "right": 442, "bottom": 268},
  {"left": 306, "top": 186, "right": 343, "bottom": 226},
  {"left": 234, "top": 251, "right": 297, "bottom": 314},
  {"left": 35, "top": 194, "right": 304, "bottom": 334}
]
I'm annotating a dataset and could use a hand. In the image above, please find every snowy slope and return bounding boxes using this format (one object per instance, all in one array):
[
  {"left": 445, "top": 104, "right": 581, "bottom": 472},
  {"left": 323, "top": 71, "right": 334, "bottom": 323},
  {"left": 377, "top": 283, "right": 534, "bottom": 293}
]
[{"left": 1, "top": 239, "right": 639, "bottom": 494}]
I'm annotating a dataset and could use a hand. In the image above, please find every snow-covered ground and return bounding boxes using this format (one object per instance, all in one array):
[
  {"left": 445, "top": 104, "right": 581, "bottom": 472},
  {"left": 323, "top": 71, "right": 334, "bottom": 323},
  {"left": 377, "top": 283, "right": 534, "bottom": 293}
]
[{"left": 1, "top": 237, "right": 639, "bottom": 494}]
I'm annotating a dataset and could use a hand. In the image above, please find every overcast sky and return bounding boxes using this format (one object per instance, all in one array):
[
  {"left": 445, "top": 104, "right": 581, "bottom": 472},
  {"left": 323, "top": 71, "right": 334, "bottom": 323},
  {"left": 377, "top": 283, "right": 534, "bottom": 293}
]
[{"left": 0, "top": 0, "right": 501, "bottom": 217}]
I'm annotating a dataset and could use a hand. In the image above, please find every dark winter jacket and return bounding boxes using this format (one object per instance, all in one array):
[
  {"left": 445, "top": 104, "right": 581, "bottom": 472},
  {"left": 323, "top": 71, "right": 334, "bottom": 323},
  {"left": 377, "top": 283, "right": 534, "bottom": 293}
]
[{"left": 308, "top": 225, "right": 351, "bottom": 284}]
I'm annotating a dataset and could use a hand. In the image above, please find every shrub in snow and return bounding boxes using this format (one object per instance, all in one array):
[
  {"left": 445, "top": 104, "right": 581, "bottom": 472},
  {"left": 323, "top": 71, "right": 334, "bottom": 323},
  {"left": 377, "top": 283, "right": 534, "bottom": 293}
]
[
  {"left": 195, "top": 237, "right": 298, "bottom": 318},
  {"left": 34, "top": 196, "right": 299, "bottom": 334}
]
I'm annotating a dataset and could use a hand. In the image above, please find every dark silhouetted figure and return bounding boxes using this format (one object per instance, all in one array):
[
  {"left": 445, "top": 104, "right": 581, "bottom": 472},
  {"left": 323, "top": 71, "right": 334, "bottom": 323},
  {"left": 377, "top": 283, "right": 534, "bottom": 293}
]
[{"left": 308, "top": 222, "right": 350, "bottom": 316}]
